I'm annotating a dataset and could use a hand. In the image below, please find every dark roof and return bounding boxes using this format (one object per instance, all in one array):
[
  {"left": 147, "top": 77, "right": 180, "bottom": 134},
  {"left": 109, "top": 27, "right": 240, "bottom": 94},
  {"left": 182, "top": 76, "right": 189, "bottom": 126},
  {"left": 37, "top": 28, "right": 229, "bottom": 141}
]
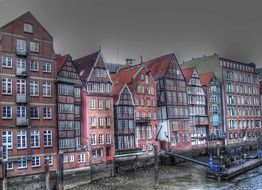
[
  {"left": 144, "top": 53, "right": 173, "bottom": 79},
  {"left": 73, "top": 51, "right": 99, "bottom": 82},
  {"left": 199, "top": 72, "right": 215, "bottom": 86},
  {"left": 182, "top": 67, "right": 195, "bottom": 83},
  {"left": 56, "top": 54, "right": 69, "bottom": 74}
]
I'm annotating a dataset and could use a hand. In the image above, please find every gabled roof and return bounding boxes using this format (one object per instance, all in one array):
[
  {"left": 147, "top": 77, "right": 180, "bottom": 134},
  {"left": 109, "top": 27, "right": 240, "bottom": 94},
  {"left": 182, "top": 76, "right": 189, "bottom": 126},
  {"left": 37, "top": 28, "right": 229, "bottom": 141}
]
[
  {"left": 56, "top": 54, "right": 69, "bottom": 74},
  {"left": 73, "top": 51, "right": 99, "bottom": 82},
  {"left": 111, "top": 65, "right": 141, "bottom": 95},
  {"left": 199, "top": 72, "right": 215, "bottom": 86},
  {"left": 182, "top": 67, "right": 195, "bottom": 83},
  {"left": 1, "top": 11, "right": 53, "bottom": 41},
  {"left": 144, "top": 53, "right": 174, "bottom": 79}
]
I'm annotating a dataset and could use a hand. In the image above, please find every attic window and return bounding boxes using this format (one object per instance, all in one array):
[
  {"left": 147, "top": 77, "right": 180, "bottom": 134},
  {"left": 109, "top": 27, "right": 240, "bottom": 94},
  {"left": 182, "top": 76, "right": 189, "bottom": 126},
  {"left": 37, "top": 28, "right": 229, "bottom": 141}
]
[{"left": 24, "top": 23, "right": 33, "bottom": 33}]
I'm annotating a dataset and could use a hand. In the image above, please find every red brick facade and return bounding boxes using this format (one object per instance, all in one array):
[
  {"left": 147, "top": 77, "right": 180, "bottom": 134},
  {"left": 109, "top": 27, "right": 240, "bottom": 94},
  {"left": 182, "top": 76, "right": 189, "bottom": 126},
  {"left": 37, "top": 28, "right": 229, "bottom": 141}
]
[{"left": 0, "top": 12, "right": 57, "bottom": 176}]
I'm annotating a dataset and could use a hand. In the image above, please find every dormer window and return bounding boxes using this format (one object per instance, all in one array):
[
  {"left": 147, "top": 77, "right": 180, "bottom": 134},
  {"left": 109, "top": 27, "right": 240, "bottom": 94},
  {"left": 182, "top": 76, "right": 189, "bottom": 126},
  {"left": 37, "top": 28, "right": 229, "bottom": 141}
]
[{"left": 24, "top": 23, "right": 33, "bottom": 33}]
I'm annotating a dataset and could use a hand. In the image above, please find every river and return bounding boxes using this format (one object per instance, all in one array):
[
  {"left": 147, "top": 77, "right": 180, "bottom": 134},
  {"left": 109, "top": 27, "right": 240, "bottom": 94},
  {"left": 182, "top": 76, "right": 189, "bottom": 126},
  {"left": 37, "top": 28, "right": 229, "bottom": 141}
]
[{"left": 83, "top": 162, "right": 262, "bottom": 190}]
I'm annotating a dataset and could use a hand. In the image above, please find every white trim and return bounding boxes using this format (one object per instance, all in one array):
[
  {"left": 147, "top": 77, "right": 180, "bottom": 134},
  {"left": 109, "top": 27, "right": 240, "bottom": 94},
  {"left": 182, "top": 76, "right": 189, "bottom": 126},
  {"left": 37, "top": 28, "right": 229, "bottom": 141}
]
[{"left": 116, "top": 83, "right": 135, "bottom": 106}]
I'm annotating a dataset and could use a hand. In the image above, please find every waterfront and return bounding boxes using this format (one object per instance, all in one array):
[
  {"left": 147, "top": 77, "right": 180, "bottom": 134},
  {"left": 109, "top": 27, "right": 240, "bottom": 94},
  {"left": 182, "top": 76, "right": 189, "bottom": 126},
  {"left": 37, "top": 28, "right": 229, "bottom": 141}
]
[{"left": 85, "top": 162, "right": 262, "bottom": 190}]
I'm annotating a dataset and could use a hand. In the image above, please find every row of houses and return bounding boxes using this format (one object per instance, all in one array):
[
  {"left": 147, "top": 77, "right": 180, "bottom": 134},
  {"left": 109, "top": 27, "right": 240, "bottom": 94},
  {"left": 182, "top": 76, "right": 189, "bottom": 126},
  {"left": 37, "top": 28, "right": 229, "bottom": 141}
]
[{"left": 0, "top": 12, "right": 262, "bottom": 182}]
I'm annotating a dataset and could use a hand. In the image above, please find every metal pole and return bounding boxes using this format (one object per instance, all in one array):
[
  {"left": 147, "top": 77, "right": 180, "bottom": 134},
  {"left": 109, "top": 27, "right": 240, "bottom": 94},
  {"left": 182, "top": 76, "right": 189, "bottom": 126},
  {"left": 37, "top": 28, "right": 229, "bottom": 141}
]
[{"left": 154, "top": 144, "right": 159, "bottom": 187}]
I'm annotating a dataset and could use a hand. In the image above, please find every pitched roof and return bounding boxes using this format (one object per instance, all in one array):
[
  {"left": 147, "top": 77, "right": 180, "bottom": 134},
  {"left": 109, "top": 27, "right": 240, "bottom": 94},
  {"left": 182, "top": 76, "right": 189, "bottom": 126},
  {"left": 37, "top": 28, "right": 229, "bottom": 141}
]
[
  {"left": 73, "top": 51, "right": 99, "bottom": 82},
  {"left": 199, "top": 72, "right": 215, "bottom": 86},
  {"left": 111, "top": 65, "right": 140, "bottom": 97},
  {"left": 56, "top": 54, "right": 69, "bottom": 74},
  {"left": 182, "top": 67, "right": 195, "bottom": 83},
  {"left": 144, "top": 53, "right": 173, "bottom": 79}
]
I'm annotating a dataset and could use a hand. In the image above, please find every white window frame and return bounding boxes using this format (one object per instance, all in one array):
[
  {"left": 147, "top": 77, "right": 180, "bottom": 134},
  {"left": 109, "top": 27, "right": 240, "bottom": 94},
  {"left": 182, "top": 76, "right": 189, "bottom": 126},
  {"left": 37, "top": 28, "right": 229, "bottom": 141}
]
[
  {"left": 30, "top": 41, "right": 39, "bottom": 53},
  {"left": 17, "top": 130, "right": 27, "bottom": 149},
  {"left": 2, "top": 78, "right": 12, "bottom": 94},
  {"left": 69, "top": 155, "right": 74, "bottom": 162},
  {"left": 30, "top": 107, "right": 39, "bottom": 119},
  {"left": 30, "top": 130, "right": 40, "bottom": 148},
  {"left": 44, "top": 130, "right": 52, "bottom": 147},
  {"left": 30, "top": 81, "right": 39, "bottom": 96},
  {"left": 43, "top": 62, "right": 51, "bottom": 72},
  {"left": 2, "top": 56, "right": 12, "bottom": 68},
  {"left": 90, "top": 134, "right": 96, "bottom": 145},
  {"left": 106, "top": 134, "right": 111, "bottom": 144},
  {"left": 90, "top": 99, "right": 96, "bottom": 109},
  {"left": 78, "top": 154, "right": 85, "bottom": 163},
  {"left": 98, "top": 134, "right": 104, "bottom": 144},
  {"left": 43, "top": 107, "right": 52, "bottom": 119},
  {"left": 18, "top": 157, "right": 27, "bottom": 169},
  {"left": 32, "top": 156, "right": 40, "bottom": 167},
  {"left": 24, "top": 23, "right": 33, "bottom": 33},
  {"left": 43, "top": 82, "right": 51, "bottom": 97},
  {"left": 2, "top": 106, "right": 12, "bottom": 119},
  {"left": 44, "top": 155, "right": 53, "bottom": 165},
  {"left": 2, "top": 131, "right": 13, "bottom": 149}
]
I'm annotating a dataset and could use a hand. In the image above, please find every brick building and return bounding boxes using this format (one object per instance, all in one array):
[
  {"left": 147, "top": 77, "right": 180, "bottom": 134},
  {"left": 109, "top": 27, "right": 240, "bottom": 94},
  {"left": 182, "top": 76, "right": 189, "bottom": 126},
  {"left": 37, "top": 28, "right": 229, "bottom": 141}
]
[
  {"left": 56, "top": 54, "right": 89, "bottom": 170},
  {"left": 111, "top": 63, "right": 158, "bottom": 155},
  {"left": 199, "top": 72, "right": 224, "bottom": 146},
  {"left": 183, "top": 54, "right": 262, "bottom": 146},
  {"left": 182, "top": 67, "right": 208, "bottom": 148},
  {"left": 0, "top": 12, "right": 57, "bottom": 177},
  {"left": 74, "top": 50, "right": 114, "bottom": 165},
  {"left": 145, "top": 53, "right": 191, "bottom": 150}
]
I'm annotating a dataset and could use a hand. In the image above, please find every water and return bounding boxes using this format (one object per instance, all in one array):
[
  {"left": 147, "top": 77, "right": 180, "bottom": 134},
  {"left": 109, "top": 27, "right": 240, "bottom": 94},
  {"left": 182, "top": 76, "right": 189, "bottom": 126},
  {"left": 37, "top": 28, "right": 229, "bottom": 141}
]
[{"left": 85, "top": 162, "right": 262, "bottom": 190}]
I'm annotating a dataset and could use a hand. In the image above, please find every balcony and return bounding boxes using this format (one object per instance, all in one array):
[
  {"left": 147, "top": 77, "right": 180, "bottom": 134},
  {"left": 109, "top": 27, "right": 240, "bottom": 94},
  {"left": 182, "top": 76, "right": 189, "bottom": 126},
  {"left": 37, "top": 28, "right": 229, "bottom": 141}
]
[
  {"left": 135, "top": 117, "right": 150, "bottom": 124},
  {"left": 16, "top": 117, "right": 28, "bottom": 126},
  {"left": 16, "top": 67, "right": 27, "bottom": 76},
  {"left": 16, "top": 94, "right": 27, "bottom": 103},
  {"left": 16, "top": 49, "right": 27, "bottom": 57}
]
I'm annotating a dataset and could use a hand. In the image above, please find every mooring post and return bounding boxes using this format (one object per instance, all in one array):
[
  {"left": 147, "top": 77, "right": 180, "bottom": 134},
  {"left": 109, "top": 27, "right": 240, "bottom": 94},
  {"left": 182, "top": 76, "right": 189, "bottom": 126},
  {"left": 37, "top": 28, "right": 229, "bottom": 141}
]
[
  {"left": 58, "top": 152, "right": 64, "bottom": 190},
  {"left": 2, "top": 162, "right": 7, "bottom": 190},
  {"left": 154, "top": 144, "right": 159, "bottom": 187},
  {"left": 45, "top": 158, "right": 50, "bottom": 190}
]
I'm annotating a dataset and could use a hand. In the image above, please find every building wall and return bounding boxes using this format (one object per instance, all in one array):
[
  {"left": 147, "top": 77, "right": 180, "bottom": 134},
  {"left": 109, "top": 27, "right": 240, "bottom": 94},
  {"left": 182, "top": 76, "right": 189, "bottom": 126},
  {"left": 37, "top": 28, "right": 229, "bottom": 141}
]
[{"left": 0, "top": 12, "right": 57, "bottom": 177}]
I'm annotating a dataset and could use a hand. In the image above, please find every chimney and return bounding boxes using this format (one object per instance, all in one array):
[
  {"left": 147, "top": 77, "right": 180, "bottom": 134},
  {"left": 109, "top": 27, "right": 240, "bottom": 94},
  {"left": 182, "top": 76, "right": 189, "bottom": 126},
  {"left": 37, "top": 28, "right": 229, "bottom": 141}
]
[{"left": 126, "top": 58, "right": 135, "bottom": 66}]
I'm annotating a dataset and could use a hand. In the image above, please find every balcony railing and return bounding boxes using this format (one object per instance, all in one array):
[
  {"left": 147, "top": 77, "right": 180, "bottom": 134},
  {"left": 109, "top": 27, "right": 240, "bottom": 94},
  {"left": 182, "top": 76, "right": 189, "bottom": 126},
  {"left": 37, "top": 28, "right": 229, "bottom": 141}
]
[
  {"left": 16, "top": 67, "right": 27, "bottom": 76},
  {"left": 135, "top": 117, "right": 150, "bottom": 124},
  {"left": 16, "top": 117, "right": 28, "bottom": 126},
  {"left": 16, "top": 49, "right": 27, "bottom": 56},
  {"left": 16, "top": 94, "right": 27, "bottom": 103}
]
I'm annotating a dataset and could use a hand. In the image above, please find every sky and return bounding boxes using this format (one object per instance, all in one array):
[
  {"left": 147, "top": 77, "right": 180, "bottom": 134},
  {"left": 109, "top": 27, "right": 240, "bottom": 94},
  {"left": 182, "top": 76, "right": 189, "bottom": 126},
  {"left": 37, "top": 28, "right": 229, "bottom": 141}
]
[{"left": 0, "top": 0, "right": 262, "bottom": 67}]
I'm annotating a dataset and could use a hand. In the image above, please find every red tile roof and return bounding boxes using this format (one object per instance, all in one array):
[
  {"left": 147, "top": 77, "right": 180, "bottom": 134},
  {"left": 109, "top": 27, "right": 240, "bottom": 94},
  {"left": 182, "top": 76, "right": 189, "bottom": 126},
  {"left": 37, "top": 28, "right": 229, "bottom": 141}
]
[
  {"left": 56, "top": 54, "right": 69, "bottom": 74},
  {"left": 111, "top": 65, "right": 140, "bottom": 97},
  {"left": 182, "top": 67, "right": 195, "bottom": 83},
  {"left": 199, "top": 72, "right": 215, "bottom": 86},
  {"left": 73, "top": 51, "right": 99, "bottom": 82},
  {"left": 144, "top": 53, "right": 173, "bottom": 79}
]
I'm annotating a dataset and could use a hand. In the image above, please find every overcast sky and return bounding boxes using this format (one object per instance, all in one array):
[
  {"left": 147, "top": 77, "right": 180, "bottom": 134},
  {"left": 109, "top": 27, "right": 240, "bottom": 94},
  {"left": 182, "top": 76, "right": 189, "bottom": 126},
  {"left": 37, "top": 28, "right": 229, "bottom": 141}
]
[{"left": 1, "top": 0, "right": 262, "bottom": 67}]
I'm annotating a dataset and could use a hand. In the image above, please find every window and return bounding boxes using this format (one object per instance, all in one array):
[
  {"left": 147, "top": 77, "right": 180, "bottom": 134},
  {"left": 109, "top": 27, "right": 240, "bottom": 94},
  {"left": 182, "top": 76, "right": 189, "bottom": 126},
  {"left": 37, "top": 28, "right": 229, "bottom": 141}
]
[
  {"left": 17, "top": 131, "right": 27, "bottom": 149},
  {"left": 94, "top": 84, "right": 99, "bottom": 92},
  {"left": 43, "top": 107, "right": 52, "bottom": 119},
  {"left": 145, "top": 75, "right": 149, "bottom": 84},
  {"left": 58, "top": 103, "right": 74, "bottom": 113},
  {"left": 74, "top": 106, "right": 80, "bottom": 114},
  {"left": 44, "top": 130, "right": 52, "bottom": 147},
  {"left": 16, "top": 79, "right": 26, "bottom": 95},
  {"left": 105, "top": 100, "right": 110, "bottom": 109},
  {"left": 30, "top": 107, "right": 39, "bottom": 119},
  {"left": 141, "top": 74, "right": 144, "bottom": 80},
  {"left": 89, "top": 117, "right": 96, "bottom": 127},
  {"left": 106, "top": 134, "right": 111, "bottom": 144},
  {"left": 30, "top": 81, "right": 39, "bottom": 96},
  {"left": 24, "top": 23, "right": 33, "bottom": 33},
  {"left": 90, "top": 99, "right": 96, "bottom": 109},
  {"left": 6, "top": 162, "right": 13, "bottom": 170},
  {"left": 87, "top": 83, "right": 93, "bottom": 92},
  {"left": 32, "top": 156, "right": 40, "bottom": 167},
  {"left": 147, "top": 126, "right": 151, "bottom": 139},
  {"left": 69, "top": 155, "right": 74, "bottom": 162},
  {"left": 63, "top": 156, "right": 68, "bottom": 163},
  {"left": 30, "top": 60, "right": 39, "bottom": 71},
  {"left": 17, "top": 106, "right": 26, "bottom": 118},
  {"left": 97, "top": 149, "right": 103, "bottom": 158},
  {"left": 78, "top": 154, "right": 85, "bottom": 163},
  {"left": 2, "top": 106, "right": 12, "bottom": 119},
  {"left": 30, "top": 41, "right": 39, "bottom": 53},
  {"left": 43, "top": 82, "right": 51, "bottom": 97},
  {"left": 16, "top": 39, "right": 26, "bottom": 54},
  {"left": 2, "top": 56, "right": 12, "bottom": 68},
  {"left": 43, "top": 62, "right": 51, "bottom": 72},
  {"left": 2, "top": 131, "right": 12, "bottom": 149},
  {"left": 44, "top": 155, "right": 53, "bottom": 165},
  {"left": 106, "top": 84, "right": 111, "bottom": 93},
  {"left": 98, "top": 117, "right": 103, "bottom": 126},
  {"left": 18, "top": 157, "right": 27, "bottom": 169},
  {"left": 74, "top": 88, "right": 81, "bottom": 97},
  {"left": 98, "top": 134, "right": 104, "bottom": 144},
  {"left": 30, "top": 130, "right": 40, "bottom": 148},
  {"left": 98, "top": 99, "right": 103, "bottom": 109},
  {"left": 2, "top": 78, "right": 12, "bottom": 94},
  {"left": 106, "top": 117, "right": 111, "bottom": 126},
  {"left": 100, "top": 83, "right": 105, "bottom": 92},
  {"left": 90, "top": 134, "right": 96, "bottom": 145}
]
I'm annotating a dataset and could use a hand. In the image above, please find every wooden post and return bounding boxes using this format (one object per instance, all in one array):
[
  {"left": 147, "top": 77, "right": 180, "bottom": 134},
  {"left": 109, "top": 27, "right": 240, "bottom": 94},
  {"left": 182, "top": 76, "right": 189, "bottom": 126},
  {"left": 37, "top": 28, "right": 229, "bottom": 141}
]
[
  {"left": 2, "top": 162, "right": 7, "bottom": 190},
  {"left": 45, "top": 159, "right": 50, "bottom": 190},
  {"left": 154, "top": 145, "right": 159, "bottom": 187},
  {"left": 58, "top": 152, "right": 64, "bottom": 190}
]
